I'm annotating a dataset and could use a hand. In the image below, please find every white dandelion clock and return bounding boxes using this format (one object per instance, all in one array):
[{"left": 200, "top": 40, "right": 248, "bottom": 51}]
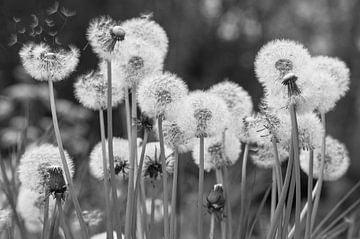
[
  {"left": 141, "top": 142, "right": 174, "bottom": 180},
  {"left": 175, "top": 91, "right": 230, "bottom": 138},
  {"left": 89, "top": 137, "right": 132, "bottom": 180},
  {"left": 74, "top": 69, "right": 124, "bottom": 110},
  {"left": 86, "top": 16, "right": 126, "bottom": 59},
  {"left": 19, "top": 42, "right": 79, "bottom": 81},
  {"left": 18, "top": 144, "right": 74, "bottom": 194},
  {"left": 192, "top": 132, "right": 241, "bottom": 171},
  {"left": 121, "top": 17, "right": 169, "bottom": 59},
  {"left": 251, "top": 143, "right": 288, "bottom": 169},
  {"left": 300, "top": 136, "right": 350, "bottom": 181},
  {"left": 138, "top": 72, "right": 188, "bottom": 119}
]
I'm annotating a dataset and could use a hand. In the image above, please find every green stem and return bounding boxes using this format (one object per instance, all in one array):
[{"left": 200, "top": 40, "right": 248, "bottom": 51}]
[
  {"left": 198, "top": 136, "right": 205, "bottom": 239},
  {"left": 271, "top": 168, "right": 276, "bottom": 221},
  {"left": 158, "top": 117, "right": 169, "bottom": 239},
  {"left": 238, "top": 143, "right": 249, "bottom": 238},
  {"left": 48, "top": 198, "right": 59, "bottom": 239},
  {"left": 41, "top": 194, "right": 50, "bottom": 239},
  {"left": 209, "top": 214, "right": 215, "bottom": 239},
  {"left": 223, "top": 167, "right": 232, "bottom": 239},
  {"left": 282, "top": 163, "right": 295, "bottom": 239},
  {"left": 56, "top": 196, "right": 73, "bottom": 239},
  {"left": 215, "top": 169, "right": 225, "bottom": 239},
  {"left": 170, "top": 149, "right": 179, "bottom": 239},
  {"left": 150, "top": 195, "right": 156, "bottom": 239},
  {"left": 304, "top": 149, "right": 314, "bottom": 239},
  {"left": 48, "top": 80, "right": 88, "bottom": 239},
  {"left": 125, "top": 88, "right": 131, "bottom": 143},
  {"left": 99, "top": 109, "right": 113, "bottom": 239}
]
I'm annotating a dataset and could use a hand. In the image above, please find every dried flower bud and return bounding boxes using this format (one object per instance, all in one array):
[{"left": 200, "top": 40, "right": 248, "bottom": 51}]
[{"left": 206, "top": 184, "right": 225, "bottom": 219}]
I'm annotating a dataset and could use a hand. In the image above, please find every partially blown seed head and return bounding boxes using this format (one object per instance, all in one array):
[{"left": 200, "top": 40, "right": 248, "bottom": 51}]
[{"left": 251, "top": 143, "right": 288, "bottom": 168}]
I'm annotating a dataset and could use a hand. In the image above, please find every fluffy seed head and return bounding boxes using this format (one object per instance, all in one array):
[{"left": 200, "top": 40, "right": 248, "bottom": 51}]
[
  {"left": 175, "top": 91, "right": 230, "bottom": 138},
  {"left": 18, "top": 144, "right": 74, "bottom": 194},
  {"left": 138, "top": 72, "right": 188, "bottom": 119},
  {"left": 251, "top": 143, "right": 288, "bottom": 169},
  {"left": 0, "top": 209, "right": 11, "bottom": 230},
  {"left": 300, "top": 136, "right": 350, "bottom": 181},
  {"left": 192, "top": 131, "right": 241, "bottom": 171},
  {"left": 19, "top": 42, "right": 79, "bottom": 81},
  {"left": 74, "top": 69, "right": 124, "bottom": 110},
  {"left": 120, "top": 17, "right": 169, "bottom": 59}
]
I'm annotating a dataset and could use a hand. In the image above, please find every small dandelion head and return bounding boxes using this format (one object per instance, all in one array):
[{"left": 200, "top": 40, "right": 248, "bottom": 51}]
[
  {"left": 120, "top": 17, "right": 169, "bottom": 59},
  {"left": 74, "top": 69, "right": 124, "bottom": 110},
  {"left": 159, "top": 120, "right": 193, "bottom": 153},
  {"left": 18, "top": 144, "right": 74, "bottom": 194},
  {"left": 89, "top": 138, "right": 131, "bottom": 180},
  {"left": 175, "top": 91, "right": 230, "bottom": 138},
  {"left": 206, "top": 184, "right": 225, "bottom": 220},
  {"left": 137, "top": 72, "right": 188, "bottom": 119},
  {"left": 251, "top": 143, "right": 288, "bottom": 169},
  {"left": 300, "top": 136, "right": 350, "bottom": 181},
  {"left": 192, "top": 132, "right": 241, "bottom": 171},
  {"left": 141, "top": 142, "right": 174, "bottom": 181},
  {"left": 19, "top": 42, "right": 79, "bottom": 81}
]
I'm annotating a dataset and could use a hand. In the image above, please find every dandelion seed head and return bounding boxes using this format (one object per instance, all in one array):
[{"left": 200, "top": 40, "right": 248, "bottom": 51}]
[
  {"left": 19, "top": 42, "right": 79, "bottom": 81},
  {"left": 0, "top": 209, "right": 11, "bottom": 230},
  {"left": 74, "top": 69, "right": 124, "bottom": 110},
  {"left": 192, "top": 132, "right": 241, "bottom": 171},
  {"left": 251, "top": 143, "right": 288, "bottom": 169},
  {"left": 300, "top": 136, "right": 350, "bottom": 181},
  {"left": 120, "top": 17, "right": 169, "bottom": 59},
  {"left": 89, "top": 137, "right": 133, "bottom": 180},
  {"left": 18, "top": 144, "right": 74, "bottom": 194},
  {"left": 138, "top": 72, "right": 188, "bottom": 119},
  {"left": 175, "top": 91, "right": 230, "bottom": 138}
]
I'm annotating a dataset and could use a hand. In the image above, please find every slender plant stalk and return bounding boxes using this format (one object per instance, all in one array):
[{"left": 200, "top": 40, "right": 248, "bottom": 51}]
[
  {"left": 198, "top": 136, "right": 205, "bottom": 239},
  {"left": 304, "top": 149, "right": 314, "bottom": 239},
  {"left": 158, "top": 117, "right": 170, "bottom": 239},
  {"left": 271, "top": 168, "right": 276, "bottom": 220},
  {"left": 105, "top": 61, "right": 122, "bottom": 239},
  {"left": 346, "top": 214, "right": 355, "bottom": 239},
  {"left": 170, "top": 148, "right": 179, "bottom": 239},
  {"left": 48, "top": 80, "right": 88, "bottom": 239},
  {"left": 215, "top": 169, "right": 225, "bottom": 239},
  {"left": 48, "top": 198, "right": 59, "bottom": 239},
  {"left": 282, "top": 164, "right": 295, "bottom": 239},
  {"left": 56, "top": 196, "right": 73, "bottom": 239},
  {"left": 311, "top": 112, "right": 326, "bottom": 231},
  {"left": 319, "top": 222, "right": 348, "bottom": 239},
  {"left": 209, "top": 214, "right": 215, "bottom": 239},
  {"left": 140, "top": 178, "right": 149, "bottom": 239},
  {"left": 223, "top": 167, "right": 232, "bottom": 239},
  {"left": 150, "top": 194, "right": 156, "bottom": 239},
  {"left": 272, "top": 138, "right": 283, "bottom": 194},
  {"left": 99, "top": 109, "right": 113, "bottom": 239},
  {"left": 238, "top": 143, "right": 249, "bottom": 238},
  {"left": 124, "top": 87, "right": 131, "bottom": 143},
  {"left": 41, "top": 195, "right": 50, "bottom": 239}
]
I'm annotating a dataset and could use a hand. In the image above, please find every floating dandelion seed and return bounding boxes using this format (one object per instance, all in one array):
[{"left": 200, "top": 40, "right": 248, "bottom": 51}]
[
  {"left": 192, "top": 131, "right": 241, "bottom": 171},
  {"left": 120, "top": 17, "right": 169, "bottom": 59},
  {"left": 74, "top": 69, "right": 124, "bottom": 110},
  {"left": 19, "top": 42, "right": 79, "bottom": 81},
  {"left": 300, "top": 135, "right": 350, "bottom": 181},
  {"left": 18, "top": 144, "right": 74, "bottom": 194},
  {"left": 251, "top": 143, "right": 288, "bottom": 169},
  {"left": 137, "top": 72, "right": 188, "bottom": 119}
]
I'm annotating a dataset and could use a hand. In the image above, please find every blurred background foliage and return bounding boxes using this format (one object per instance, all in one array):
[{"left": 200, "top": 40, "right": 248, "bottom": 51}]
[{"left": 1, "top": 0, "right": 360, "bottom": 237}]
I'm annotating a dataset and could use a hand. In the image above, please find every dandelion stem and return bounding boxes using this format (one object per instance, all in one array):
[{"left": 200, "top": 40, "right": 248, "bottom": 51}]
[
  {"left": 170, "top": 148, "right": 179, "bottom": 239},
  {"left": 150, "top": 194, "right": 156, "bottom": 239},
  {"left": 223, "top": 167, "right": 232, "bottom": 239},
  {"left": 289, "top": 103, "right": 301, "bottom": 239},
  {"left": 56, "top": 196, "right": 73, "bottom": 239},
  {"left": 134, "top": 129, "right": 149, "bottom": 203},
  {"left": 105, "top": 61, "right": 122, "bottom": 239},
  {"left": 125, "top": 87, "right": 131, "bottom": 145},
  {"left": 238, "top": 143, "right": 249, "bottom": 238},
  {"left": 99, "top": 109, "right": 113, "bottom": 239},
  {"left": 282, "top": 162, "right": 295, "bottom": 239},
  {"left": 304, "top": 149, "right": 314, "bottom": 239},
  {"left": 271, "top": 168, "right": 276, "bottom": 220},
  {"left": 198, "top": 136, "right": 205, "bottom": 239},
  {"left": 41, "top": 194, "right": 50, "bottom": 239},
  {"left": 215, "top": 169, "right": 225, "bottom": 239},
  {"left": 48, "top": 198, "right": 60, "bottom": 239},
  {"left": 158, "top": 117, "right": 170, "bottom": 239},
  {"left": 209, "top": 214, "right": 215, "bottom": 239},
  {"left": 47, "top": 79, "right": 89, "bottom": 239}
]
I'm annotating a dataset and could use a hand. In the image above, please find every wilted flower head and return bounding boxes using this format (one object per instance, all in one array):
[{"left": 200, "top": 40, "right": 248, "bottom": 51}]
[
  {"left": 87, "top": 16, "right": 126, "bottom": 59},
  {"left": 19, "top": 42, "right": 79, "bottom": 81},
  {"left": 209, "top": 80, "right": 253, "bottom": 120},
  {"left": 18, "top": 144, "right": 74, "bottom": 194},
  {"left": 17, "top": 187, "right": 56, "bottom": 232},
  {"left": 121, "top": 17, "right": 169, "bottom": 59},
  {"left": 206, "top": 184, "right": 225, "bottom": 220},
  {"left": 175, "top": 91, "right": 230, "bottom": 138},
  {"left": 138, "top": 72, "right": 188, "bottom": 119},
  {"left": 251, "top": 143, "right": 288, "bottom": 169},
  {"left": 89, "top": 137, "right": 136, "bottom": 180},
  {"left": 74, "top": 69, "right": 124, "bottom": 110},
  {"left": 192, "top": 131, "right": 241, "bottom": 171},
  {"left": 141, "top": 142, "right": 174, "bottom": 180},
  {"left": 112, "top": 38, "right": 163, "bottom": 88},
  {"left": 300, "top": 136, "right": 350, "bottom": 181}
]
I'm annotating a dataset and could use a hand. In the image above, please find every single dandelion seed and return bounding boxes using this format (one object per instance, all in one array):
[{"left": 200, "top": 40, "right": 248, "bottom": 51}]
[{"left": 300, "top": 135, "right": 350, "bottom": 181}]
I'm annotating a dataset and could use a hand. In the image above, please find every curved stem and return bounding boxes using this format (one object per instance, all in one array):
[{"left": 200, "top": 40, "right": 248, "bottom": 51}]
[
  {"left": 99, "top": 109, "right": 113, "bottom": 239},
  {"left": 48, "top": 80, "right": 88, "bottom": 239},
  {"left": 170, "top": 148, "right": 179, "bottom": 239}
]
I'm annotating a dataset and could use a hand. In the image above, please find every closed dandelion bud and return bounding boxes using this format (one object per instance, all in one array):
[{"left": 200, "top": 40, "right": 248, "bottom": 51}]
[
  {"left": 192, "top": 132, "right": 241, "bottom": 171},
  {"left": 206, "top": 184, "right": 225, "bottom": 220},
  {"left": 87, "top": 16, "right": 126, "bottom": 59},
  {"left": 17, "top": 187, "right": 56, "bottom": 232},
  {"left": 18, "top": 144, "right": 74, "bottom": 194},
  {"left": 89, "top": 137, "right": 136, "bottom": 180},
  {"left": 19, "top": 42, "right": 79, "bottom": 81},
  {"left": 112, "top": 38, "right": 163, "bottom": 88},
  {"left": 158, "top": 120, "right": 194, "bottom": 153},
  {"left": 74, "top": 69, "right": 124, "bottom": 110},
  {"left": 138, "top": 72, "right": 188, "bottom": 119},
  {"left": 300, "top": 136, "right": 350, "bottom": 181},
  {"left": 120, "top": 17, "right": 169, "bottom": 59},
  {"left": 141, "top": 142, "right": 174, "bottom": 180},
  {"left": 251, "top": 143, "right": 288, "bottom": 169},
  {"left": 175, "top": 91, "right": 230, "bottom": 138}
]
